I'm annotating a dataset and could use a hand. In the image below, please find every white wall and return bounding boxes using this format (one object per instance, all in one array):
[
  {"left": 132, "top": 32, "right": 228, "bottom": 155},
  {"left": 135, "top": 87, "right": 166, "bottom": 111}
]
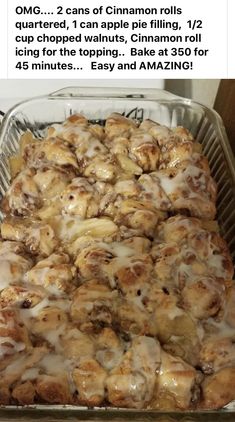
[
  {"left": 0, "top": 79, "right": 164, "bottom": 111},
  {"left": 165, "top": 79, "right": 220, "bottom": 107},
  {"left": 0, "top": 79, "right": 220, "bottom": 111},
  {"left": 0, "top": 79, "right": 164, "bottom": 98}
]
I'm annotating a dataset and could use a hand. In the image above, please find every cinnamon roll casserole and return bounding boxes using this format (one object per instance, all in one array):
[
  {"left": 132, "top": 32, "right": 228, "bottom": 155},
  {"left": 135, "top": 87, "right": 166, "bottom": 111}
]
[{"left": 0, "top": 112, "right": 234, "bottom": 410}]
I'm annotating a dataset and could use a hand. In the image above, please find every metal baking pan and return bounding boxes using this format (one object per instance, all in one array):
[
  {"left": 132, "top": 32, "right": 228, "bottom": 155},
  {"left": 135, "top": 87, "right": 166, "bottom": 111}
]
[{"left": 0, "top": 87, "right": 235, "bottom": 421}]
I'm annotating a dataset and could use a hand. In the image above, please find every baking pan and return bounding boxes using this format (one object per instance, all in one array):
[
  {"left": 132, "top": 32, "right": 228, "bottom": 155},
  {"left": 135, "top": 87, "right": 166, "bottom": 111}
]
[{"left": 0, "top": 87, "right": 235, "bottom": 421}]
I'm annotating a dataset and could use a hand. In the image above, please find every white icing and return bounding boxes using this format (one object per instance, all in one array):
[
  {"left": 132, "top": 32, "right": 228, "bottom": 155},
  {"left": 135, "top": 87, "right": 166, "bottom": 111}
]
[
  {"left": 19, "top": 297, "right": 70, "bottom": 328},
  {"left": 167, "top": 306, "right": 184, "bottom": 320},
  {"left": 0, "top": 337, "right": 25, "bottom": 357},
  {"left": 5, "top": 354, "right": 28, "bottom": 375},
  {"left": 85, "top": 139, "right": 107, "bottom": 158},
  {"left": 0, "top": 252, "right": 30, "bottom": 289},
  {"left": 131, "top": 132, "right": 155, "bottom": 147},
  {"left": 39, "top": 353, "right": 72, "bottom": 375},
  {"left": 24, "top": 267, "right": 50, "bottom": 285},
  {"left": 96, "top": 348, "right": 123, "bottom": 371},
  {"left": 158, "top": 171, "right": 183, "bottom": 196},
  {"left": 45, "top": 283, "right": 63, "bottom": 297},
  {"left": 21, "top": 367, "right": 39, "bottom": 381},
  {"left": 19, "top": 297, "right": 50, "bottom": 327},
  {"left": 56, "top": 216, "right": 117, "bottom": 242},
  {"left": 207, "top": 254, "right": 226, "bottom": 277},
  {"left": 206, "top": 319, "right": 235, "bottom": 339},
  {"left": 27, "top": 297, "right": 50, "bottom": 317},
  {"left": 110, "top": 242, "right": 135, "bottom": 258},
  {"left": 0, "top": 261, "right": 14, "bottom": 289},
  {"left": 43, "top": 324, "right": 66, "bottom": 351}
]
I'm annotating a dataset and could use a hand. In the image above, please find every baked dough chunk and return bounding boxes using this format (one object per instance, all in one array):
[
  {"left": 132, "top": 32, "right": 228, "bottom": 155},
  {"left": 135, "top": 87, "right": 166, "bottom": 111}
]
[
  {"left": 149, "top": 286, "right": 201, "bottom": 366},
  {"left": 33, "top": 166, "right": 75, "bottom": 200},
  {"left": 12, "top": 380, "right": 36, "bottom": 405},
  {"left": 73, "top": 237, "right": 151, "bottom": 286},
  {"left": 200, "top": 367, "right": 235, "bottom": 409},
  {"left": 25, "top": 253, "right": 77, "bottom": 295},
  {"left": 158, "top": 133, "right": 207, "bottom": 171},
  {"left": 1, "top": 166, "right": 74, "bottom": 218},
  {"left": 140, "top": 119, "right": 209, "bottom": 173},
  {"left": 1, "top": 168, "right": 41, "bottom": 216},
  {"left": 60, "top": 177, "right": 99, "bottom": 218},
  {"left": 142, "top": 166, "right": 217, "bottom": 219},
  {"left": 105, "top": 113, "right": 138, "bottom": 140},
  {"left": 94, "top": 328, "right": 124, "bottom": 370},
  {"left": 156, "top": 214, "right": 209, "bottom": 243},
  {"left": 75, "top": 134, "right": 108, "bottom": 166},
  {"left": 115, "top": 299, "right": 155, "bottom": 336},
  {"left": 70, "top": 280, "right": 118, "bottom": 332},
  {"left": 225, "top": 286, "right": 235, "bottom": 328},
  {"left": 200, "top": 336, "right": 235, "bottom": 374},
  {"left": 110, "top": 254, "right": 153, "bottom": 297},
  {"left": 23, "top": 138, "right": 78, "bottom": 170},
  {"left": 48, "top": 113, "right": 105, "bottom": 146},
  {"left": 129, "top": 130, "right": 160, "bottom": 171},
  {"left": 181, "top": 276, "right": 225, "bottom": 320},
  {"left": 0, "top": 241, "right": 32, "bottom": 290},
  {"left": 152, "top": 216, "right": 233, "bottom": 290},
  {"left": 1, "top": 217, "right": 58, "bottom": 257},
  {"left": 0, "top": 346, "right": 48, "bottom": 404},
  {"left": 140, "top": 120, "right": 172, "bottom": 147},
  {"left": 82, "top": 154, "right": 120, "bottom": 182},
  {"left": 31, "top": 306, "right": 68, "bottom": 337},
  {"left": 0, "top": 284, "right": 45, "bottom": 309},
  {"left": 114, "top": 201, "right": 166, "bottom": 238},
  {"left": 0, "top": 308, "right": 31, "bottom": 357},
  {"left": 73, "top": 358, "right": 107, "bottom": 406},
  {"left": 106, "top": 336, "right": 160, "bottom": 408},
  {"left": 74, "top": 242, "right": 115, "bottom": 282},
  {"left": 61, "top": 327, "right": 95, "bottom": 360},
  {"left": 35, "top": 374, "right": 72, "bottom": 404},
  {"left": 151, "top": 351, "right": 201, "bottom": 410}
]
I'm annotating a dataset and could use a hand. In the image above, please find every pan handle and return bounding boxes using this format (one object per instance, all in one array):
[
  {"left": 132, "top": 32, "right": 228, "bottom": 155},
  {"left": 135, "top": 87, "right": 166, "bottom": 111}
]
[
  {"left": 0, "top": 111, "right": 5, "bottom": 125},
  {"left": 48, "top": 86, "right": 146, "bottom": 99},
  {"left": 48, "top": 87, "right": 78, "bottom": 97}
]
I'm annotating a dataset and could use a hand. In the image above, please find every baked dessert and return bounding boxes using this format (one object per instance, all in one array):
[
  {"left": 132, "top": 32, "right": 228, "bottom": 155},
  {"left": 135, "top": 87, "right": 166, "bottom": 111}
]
[{"left": 0, "top": 112, "right": 234, "bottom": 410}]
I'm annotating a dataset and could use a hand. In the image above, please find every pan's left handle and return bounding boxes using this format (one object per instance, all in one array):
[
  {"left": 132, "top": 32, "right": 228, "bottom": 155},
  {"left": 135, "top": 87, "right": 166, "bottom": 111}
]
[{"left": 0, "top": 111, "right": 5, "bottom": 125}]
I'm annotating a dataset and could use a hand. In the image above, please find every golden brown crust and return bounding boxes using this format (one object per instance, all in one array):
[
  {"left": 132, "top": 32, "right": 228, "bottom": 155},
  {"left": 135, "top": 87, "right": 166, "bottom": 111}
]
[
  {"left": 200, "top": 368, "right": 235, "bottom": 409},
  {"left": 73, "top": 359, "right": 107, "bottom": 406},
  {"left": 106, "top": 336, "right": 160, "bottom": 408},
  {"left": 200, "top": 336, "right": 235, "bottom": 374},
  {"left": 105, "top": 113, "right": 137, "bottom": 140},
  {"left": 181, "top": 276, "right": 225, "bottom": 320},
  {"left": 151, "top": 351, "right": 201, "bottom": 410},
  {"left": 1, "top": 217, "right": 58, "bottom": 257},
  {"left": 12, "top": 380, "right": 36, "bottom": 405},
  {"left": 25, "top": 253, "right": 77, "bottom": 294},
  {"left": 24, "top": 138, "right": 78, "bottom": 170},
  {"left": 35, "top": 374, "right": 72, "bottom": 404},
  {"left": 70, "top": 280, "right": 117, "bottom": 332}
]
